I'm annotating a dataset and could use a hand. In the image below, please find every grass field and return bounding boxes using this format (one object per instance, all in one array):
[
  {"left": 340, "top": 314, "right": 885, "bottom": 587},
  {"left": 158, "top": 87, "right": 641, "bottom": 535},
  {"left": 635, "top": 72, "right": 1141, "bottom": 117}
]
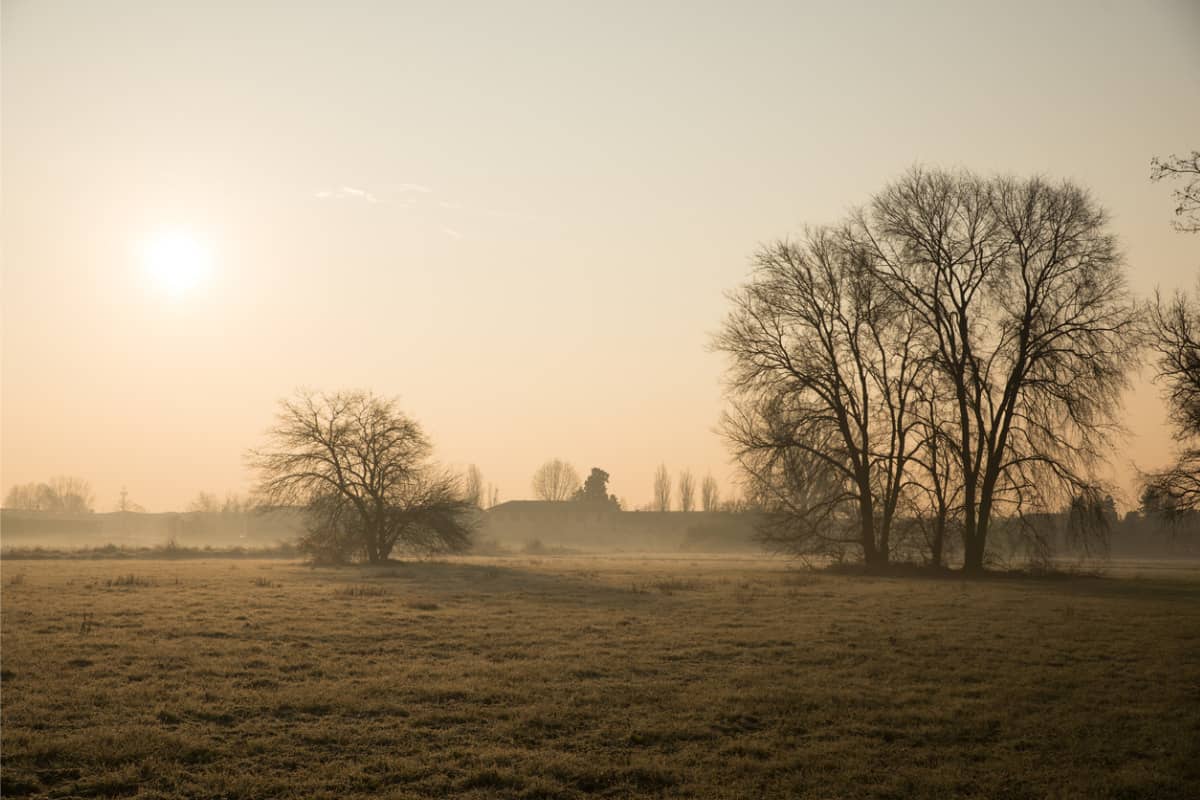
[{"left": 2, "top": 555, "right": 1198, "bottom": 799}]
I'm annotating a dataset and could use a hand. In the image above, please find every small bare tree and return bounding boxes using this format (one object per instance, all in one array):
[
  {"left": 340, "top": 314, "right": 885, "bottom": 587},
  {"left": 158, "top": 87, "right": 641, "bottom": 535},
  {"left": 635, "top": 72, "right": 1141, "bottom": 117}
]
[
  {"left": 464, "top": 464, "right": 484, "bottom": 508},
  {"left": 701, "top": 473, "right": 720, "bottom": 512},
  {"left": 250, "top": 390, "right": 475, "bottom": 563},
  {"left": 189, "top": 491, "right": 220, "bottom": 513},
  {"left": 653, "top": 464, "right": 672, "bottom": 512},
  {"left": 677, "top": 469, "right": 695, "bottom": 512},
  {"left": 531, "top": 459, "right": 580, "bottom": 502}
]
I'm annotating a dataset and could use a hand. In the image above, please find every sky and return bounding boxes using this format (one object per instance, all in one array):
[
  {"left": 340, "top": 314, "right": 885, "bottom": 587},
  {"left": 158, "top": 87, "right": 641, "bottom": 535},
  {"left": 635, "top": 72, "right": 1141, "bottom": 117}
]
[{"left": 2, "top": 0, "right": 1198, "bottom": 513}]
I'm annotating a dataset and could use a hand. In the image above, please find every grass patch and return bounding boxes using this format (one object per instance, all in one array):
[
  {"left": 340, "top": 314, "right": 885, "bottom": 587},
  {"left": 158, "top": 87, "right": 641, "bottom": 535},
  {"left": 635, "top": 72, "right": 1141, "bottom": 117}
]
[
  {"left": 632, "top": 577, "right": 705, "bottom": 594},
  {"left": 1, "top": 555, "right": 1197, "bottom": 799}
]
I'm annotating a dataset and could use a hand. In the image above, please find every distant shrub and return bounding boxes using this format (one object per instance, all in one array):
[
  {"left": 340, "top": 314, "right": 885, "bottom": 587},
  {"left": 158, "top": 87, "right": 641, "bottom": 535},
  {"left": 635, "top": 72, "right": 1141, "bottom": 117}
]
[
  {"left": 406, "top": 601, "right": 439, "bottom": 611},
  {"left": 471, "top": 537, "right": 512, "bottom": 556},
  {"left": 519, "top": 539, "right": 580, "bottom": 556},
  {"left": 521, "top": 539, "right": 547, "bottom": 555},
  {"left": 333, "top": 584, "right": 389, "bottom": 598},
  {"left": 106, "top": 574, "right": 155, "bottom": 588}
]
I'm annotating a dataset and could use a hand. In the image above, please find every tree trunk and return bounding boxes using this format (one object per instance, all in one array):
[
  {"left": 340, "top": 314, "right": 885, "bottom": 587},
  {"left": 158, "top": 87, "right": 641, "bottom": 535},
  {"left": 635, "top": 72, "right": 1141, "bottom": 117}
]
[
  {"left": 962, "top": 531, "right": 986, "bottom": 574},
  {"left": 364, "top": 522, "right": 382, "bottom": 563},
  {"left": 859, "top": 491, "right": 884, "bottom": 566},
  {"left": 930, "top": 515, "right": 945, "bottom": 568}
]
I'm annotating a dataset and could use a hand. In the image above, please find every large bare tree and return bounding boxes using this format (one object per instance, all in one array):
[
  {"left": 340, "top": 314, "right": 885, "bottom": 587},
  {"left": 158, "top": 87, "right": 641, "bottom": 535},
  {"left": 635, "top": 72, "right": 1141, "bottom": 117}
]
[
  {"left": 250, "top": 390, "right": 475, "bottom": 563},
  {"left": 862, "top": 168, "right": 1140, "bottom": 572},
  {"left": 1143, "top": 280, "right": 1200, "bottom": 517},
  {"left": 716, "top": 229, "right": 923, "bottom": 566},
  {"left": 531, "top": 459, "right": 580, "bottom": 502}
]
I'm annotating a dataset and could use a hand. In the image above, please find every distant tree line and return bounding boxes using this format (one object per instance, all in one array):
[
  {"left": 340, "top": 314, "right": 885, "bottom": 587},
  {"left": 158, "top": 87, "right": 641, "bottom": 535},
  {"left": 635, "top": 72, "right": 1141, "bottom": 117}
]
[
  {"left": 530, "top": 459, "right": 620, "bottom": 509},
  {"left": 4, "top": 476, "right": 94, "bottom": 513}
]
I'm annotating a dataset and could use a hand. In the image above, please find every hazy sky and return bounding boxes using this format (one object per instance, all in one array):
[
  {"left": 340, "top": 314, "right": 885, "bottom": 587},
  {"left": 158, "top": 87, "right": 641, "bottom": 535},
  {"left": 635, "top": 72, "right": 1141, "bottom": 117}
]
[{"left": 3, "top": 0, "right": 1198, "bottom": 512}]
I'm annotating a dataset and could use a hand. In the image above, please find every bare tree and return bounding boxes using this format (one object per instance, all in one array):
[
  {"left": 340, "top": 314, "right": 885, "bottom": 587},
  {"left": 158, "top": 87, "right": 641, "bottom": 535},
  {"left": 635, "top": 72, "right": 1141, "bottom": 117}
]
[
  {"left": 4, "top": 476, "right": 93, "bottom": 512},
  {"left": 4, "top": 483, "right": 39, "bottom": 510},
  {"left": 653, "top": 464, "right": 672, "bottom": 512},
  {"left": 531, "top": 459, "right": 580, "bottom": 502},
  {"left": 189, "top": 491, "right": 220, "bottom": 513},
  {"left": 677, "top": 469, "right": 695, "bottom": 512},
  {"left": 863, "top": 168, "right": 1141, "bottom": 571},
  {"left": 249, "top": 390, "right": 475, "bottom": 563},
  {"left": 716, "top": 229, "right": 923, "bottom": 566},
  {"left": 1151, "top": 151, "right": 1200, "bottom": 233},
  {"left": 464, "top": 464, "right": 484, "bottom": 508},
  {"left": 1143, "top": 280, "right": 1200, "bottom": 517},
  {"left": 701, "top": 473, "right": 720, "bottom": 512},
  {"left": 221, "top": 493, "right": 247, "bottom": 514}
]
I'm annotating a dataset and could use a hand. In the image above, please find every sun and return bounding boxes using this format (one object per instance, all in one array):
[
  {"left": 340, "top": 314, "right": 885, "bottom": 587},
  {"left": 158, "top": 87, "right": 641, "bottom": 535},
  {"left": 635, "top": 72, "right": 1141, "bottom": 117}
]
[{"left": 140, "top": 229, "right": 212, "bottom": 297}]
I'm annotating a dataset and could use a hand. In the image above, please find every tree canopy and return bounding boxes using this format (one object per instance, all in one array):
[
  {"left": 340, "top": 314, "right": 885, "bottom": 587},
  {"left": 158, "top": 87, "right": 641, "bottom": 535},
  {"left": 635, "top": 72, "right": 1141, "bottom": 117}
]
[{"left": 574, "top": 467, "right": 620, "bottom": 509}]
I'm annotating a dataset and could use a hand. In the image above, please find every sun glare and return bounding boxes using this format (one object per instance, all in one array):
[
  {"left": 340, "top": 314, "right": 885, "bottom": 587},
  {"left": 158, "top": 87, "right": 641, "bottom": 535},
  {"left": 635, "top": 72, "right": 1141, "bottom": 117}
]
[{"left": 140, "top": 230, "right": 212, "bottom": 297}]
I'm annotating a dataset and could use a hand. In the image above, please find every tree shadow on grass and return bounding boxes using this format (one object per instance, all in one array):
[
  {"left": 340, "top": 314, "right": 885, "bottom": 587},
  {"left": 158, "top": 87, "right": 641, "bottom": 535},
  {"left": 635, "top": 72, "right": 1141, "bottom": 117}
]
[{"left": 301, "top": 558, "right": 647, "bottom": 608}]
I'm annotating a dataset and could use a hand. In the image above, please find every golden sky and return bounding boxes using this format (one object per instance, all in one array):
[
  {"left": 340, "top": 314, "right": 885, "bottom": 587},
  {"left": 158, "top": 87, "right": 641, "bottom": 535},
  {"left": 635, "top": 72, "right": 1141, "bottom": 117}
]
[{"left": 3, "top": 0, "right": 1199, "bottom": 512}]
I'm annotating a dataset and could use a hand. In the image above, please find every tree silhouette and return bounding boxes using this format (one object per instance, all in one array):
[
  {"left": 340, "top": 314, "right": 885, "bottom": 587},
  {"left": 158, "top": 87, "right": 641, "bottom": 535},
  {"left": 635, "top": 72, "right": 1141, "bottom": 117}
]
[
  {"left": 701, "top": 473, "right": 719, "bottom": 512},
  {"left": 718, "top": 168, "right": 1140, "bottom": 571},
  {"left": 575, "top": 467, "right": 619, "bottom": 509},
  {"left": 652, "top": 464, "right": 671, "bottom": 512},
  {"left": 677, "top": 469, "right": 695, "bottom": 512},
  {"left": 531, "top": 459, "right": 580, "bottom": 502},
  {"left": 250, "top": 390, "right": 475, "bottom": 563},
  {"left": 717, "top": 228, "right": 923, "bottom": 565},
  {"left": 864, "top": 169, "right": 1139, "bottom": 571},
  {"left": 1144, "top": 280, "right": 1200, "bottom": 517},
  {"left": 4, "top": 476, "right": 94, "bottom": 513}
]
